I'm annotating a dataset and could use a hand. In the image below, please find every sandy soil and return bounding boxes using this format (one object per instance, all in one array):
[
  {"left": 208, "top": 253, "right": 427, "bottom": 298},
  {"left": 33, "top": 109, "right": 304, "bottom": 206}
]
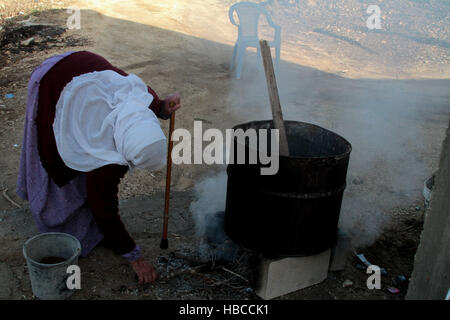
[
  {"left": 0, "top": 0, "right": 449, "bottom": 300},
  {"left": 0, "top": 189, "right": 424, "bottom": 300}
]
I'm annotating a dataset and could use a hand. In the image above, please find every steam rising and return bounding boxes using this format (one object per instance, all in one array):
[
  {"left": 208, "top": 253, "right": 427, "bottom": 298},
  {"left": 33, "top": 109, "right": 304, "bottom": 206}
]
[
  {"left": 189, "top": 170, "right": 240, "bottom": 261},
  {"left": 190, "top": 170, "right": 227, "bottom": 238},
  {"left": 189, "top": 0, "right": 450, "bottom": 251}
]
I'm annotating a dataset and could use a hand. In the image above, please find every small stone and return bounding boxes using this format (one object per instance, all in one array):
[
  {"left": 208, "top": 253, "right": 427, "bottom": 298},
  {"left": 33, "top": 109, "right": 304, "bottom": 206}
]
[
  {"left": 342, "top": 279, "right": 353, "bottom": 288},
  {"left": 387, "top": 286, "right": 400, "bottom": 294},
  {"left": 352, "top": 177, "right": 364, "bottom": 185},
  {"left": 20, "top": 37, "right": 35, "bottom": 46}
]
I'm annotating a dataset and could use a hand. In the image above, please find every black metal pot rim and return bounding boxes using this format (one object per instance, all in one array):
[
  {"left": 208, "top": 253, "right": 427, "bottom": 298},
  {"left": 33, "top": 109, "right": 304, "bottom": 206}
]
[{"left": 232, "top": 119, "right": 353, "bottom": 161}]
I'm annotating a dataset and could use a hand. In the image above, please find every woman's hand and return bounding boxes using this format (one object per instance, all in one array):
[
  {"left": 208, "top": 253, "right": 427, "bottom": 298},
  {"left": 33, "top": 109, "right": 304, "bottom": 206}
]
[
  {"left": 130, "top": 257, "right": 157, "bottom": 284},
  {"left": 160, "top": 93, "right": 181, "bottom": 119}
]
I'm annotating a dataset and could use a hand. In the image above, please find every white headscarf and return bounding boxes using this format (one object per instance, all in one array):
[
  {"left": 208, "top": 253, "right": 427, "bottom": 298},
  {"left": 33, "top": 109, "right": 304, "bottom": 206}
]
[{"left": 53, "top": 70, "right": 167, "bottom": 172}]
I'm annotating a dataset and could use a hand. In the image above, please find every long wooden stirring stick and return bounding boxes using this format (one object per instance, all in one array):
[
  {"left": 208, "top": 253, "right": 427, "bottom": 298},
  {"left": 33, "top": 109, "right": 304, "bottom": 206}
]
[
  {"left": 160, "top": 109, "right": 176, "bottom": 249},
  {"left": 259, "top": 39, "right": 290, "bottom": 156}
]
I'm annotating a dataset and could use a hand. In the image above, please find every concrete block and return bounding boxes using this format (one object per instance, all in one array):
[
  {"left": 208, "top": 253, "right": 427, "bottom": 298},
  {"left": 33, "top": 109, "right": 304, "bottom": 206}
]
[
  {"left": 329, "top": 231, "right": 352, "bottom": 271},
  {"left": 255, "top": 249, "right": 331, "bottom": 300}
]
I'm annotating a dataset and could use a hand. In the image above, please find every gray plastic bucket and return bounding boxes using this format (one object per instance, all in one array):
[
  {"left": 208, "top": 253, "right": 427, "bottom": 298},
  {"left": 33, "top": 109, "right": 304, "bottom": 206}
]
[{"left": 23, "top": 232, "right": 81, "bottom": 300}]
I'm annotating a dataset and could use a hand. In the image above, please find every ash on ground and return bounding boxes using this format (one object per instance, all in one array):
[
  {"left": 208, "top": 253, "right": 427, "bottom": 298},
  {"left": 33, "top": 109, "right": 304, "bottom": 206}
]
[
  {"left": 154, "top": 247, "right": 260, "bottom": 300},
  {"left": 0, "top": 14, "right": 89, "bottom": 69},
  {"left": 152, "top": 211, "right": 261, "bottom": 299}
]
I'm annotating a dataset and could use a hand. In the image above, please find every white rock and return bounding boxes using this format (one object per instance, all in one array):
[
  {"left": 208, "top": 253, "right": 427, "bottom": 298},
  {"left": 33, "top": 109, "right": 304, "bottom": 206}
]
[
  {"left": 21, "top": 37, "right": 35, "bottom": 46},
  {"left": 342, "top": 279, "right": 353, "bottom": 287}
]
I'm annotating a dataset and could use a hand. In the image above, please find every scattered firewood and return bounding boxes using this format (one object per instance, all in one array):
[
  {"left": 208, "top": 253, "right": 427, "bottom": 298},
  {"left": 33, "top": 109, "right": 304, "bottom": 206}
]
[
  {"left": 220, "top": 266, "right": 249, "bottom": 283},
  {"left": 159, "top": 264, "right": 208, "bottom": 280},
  {"left": 2, "top": 188, "right": 21, "bottom": 209}
]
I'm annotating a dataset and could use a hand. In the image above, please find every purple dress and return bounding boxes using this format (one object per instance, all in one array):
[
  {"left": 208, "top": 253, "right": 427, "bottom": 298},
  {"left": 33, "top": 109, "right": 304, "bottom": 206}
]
[
  {"left": 16, "top": 52, "right": 104, "bottom": 257},
  {"left": 17, "top": 52, "right": 141, "bottom": 260}
]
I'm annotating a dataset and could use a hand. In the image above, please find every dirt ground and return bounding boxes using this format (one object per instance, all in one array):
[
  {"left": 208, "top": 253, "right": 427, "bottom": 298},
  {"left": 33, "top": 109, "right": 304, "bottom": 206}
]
[{"left": 0, "top": 0, "right": 449, "bottom": 300}]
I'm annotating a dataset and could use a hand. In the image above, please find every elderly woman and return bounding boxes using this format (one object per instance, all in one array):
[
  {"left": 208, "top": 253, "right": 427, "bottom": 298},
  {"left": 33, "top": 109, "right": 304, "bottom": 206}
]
[{"left": 16, "top": 51, "right": 181, "bottom": 284}]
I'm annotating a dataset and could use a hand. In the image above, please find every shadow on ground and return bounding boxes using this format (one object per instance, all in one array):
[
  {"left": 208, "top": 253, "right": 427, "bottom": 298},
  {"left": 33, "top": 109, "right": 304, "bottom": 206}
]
[{"left": 0, "top": 9, "right": 449, "bottom": 300}]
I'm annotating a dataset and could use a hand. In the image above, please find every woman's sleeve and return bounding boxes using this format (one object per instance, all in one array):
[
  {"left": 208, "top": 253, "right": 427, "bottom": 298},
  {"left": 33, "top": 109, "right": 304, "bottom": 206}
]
[
  {"left": 147, "top": 85, "right": 165, "bottom": 118},
  {"left": 85, "top": 164, "right": 138, "bottom": 257}
]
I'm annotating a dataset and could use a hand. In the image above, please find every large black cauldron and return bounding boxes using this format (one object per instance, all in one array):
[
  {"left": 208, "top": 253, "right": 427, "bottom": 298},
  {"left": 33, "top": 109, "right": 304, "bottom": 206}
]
[{"left": 224, "top": 120, "right": 352, "bottom": 258}]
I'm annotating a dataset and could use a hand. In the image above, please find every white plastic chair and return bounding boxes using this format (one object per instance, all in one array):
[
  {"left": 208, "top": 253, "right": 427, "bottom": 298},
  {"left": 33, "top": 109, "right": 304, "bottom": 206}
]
[{"left": 229, "top": 1, "right": 281, "bottom": 79}]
